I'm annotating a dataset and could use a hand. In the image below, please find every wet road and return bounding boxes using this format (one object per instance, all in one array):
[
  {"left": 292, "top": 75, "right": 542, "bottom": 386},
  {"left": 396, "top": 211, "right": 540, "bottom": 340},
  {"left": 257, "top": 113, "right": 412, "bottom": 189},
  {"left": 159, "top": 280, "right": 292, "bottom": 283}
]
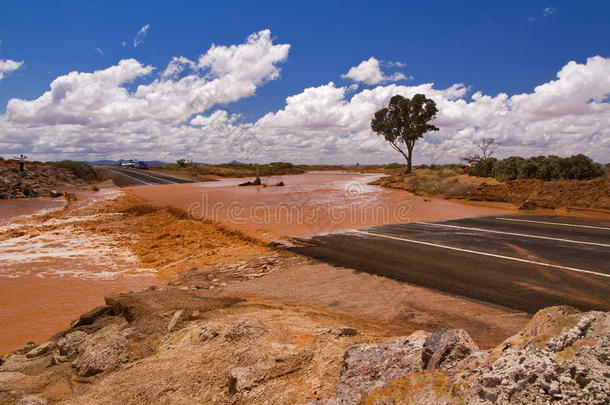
[
  {"left": 291, "top": 215, "right": 610, "bottom": 313},
  {"left": 98, "top": 167, "right": 199, "bottom": 187}
]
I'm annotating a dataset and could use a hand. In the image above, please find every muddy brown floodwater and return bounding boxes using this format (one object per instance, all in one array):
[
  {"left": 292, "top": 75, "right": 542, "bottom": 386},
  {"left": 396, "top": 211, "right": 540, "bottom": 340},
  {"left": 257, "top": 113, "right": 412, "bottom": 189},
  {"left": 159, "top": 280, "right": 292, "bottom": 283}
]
[
  {"left": 0, "top": 190, "right": 156, "bottom": 354},
  {"left": 0, "top": 172, "right": 517, "bottom": 354},
  {"left": 130, "top": 171, "right": 517, "bottom": 241}
]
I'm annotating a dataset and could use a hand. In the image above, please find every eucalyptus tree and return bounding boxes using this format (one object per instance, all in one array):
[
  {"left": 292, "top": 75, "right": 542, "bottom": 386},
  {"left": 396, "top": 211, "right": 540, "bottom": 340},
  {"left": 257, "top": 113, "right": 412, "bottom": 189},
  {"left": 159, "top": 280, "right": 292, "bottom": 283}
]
[{"left": 371, "top": 94, "right": 438, "bottom": 173}]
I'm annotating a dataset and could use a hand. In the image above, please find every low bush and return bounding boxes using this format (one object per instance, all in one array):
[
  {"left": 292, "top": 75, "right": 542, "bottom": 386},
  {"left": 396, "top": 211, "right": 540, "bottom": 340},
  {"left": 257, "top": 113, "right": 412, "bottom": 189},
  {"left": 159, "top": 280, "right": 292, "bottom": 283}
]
[
  {"left": 469, "top": 158, "right": 497, "bottom": 178},
  {"left": 406, "top": 172, "right": 473, "bottom": 198},
  {"left": 492, "top": 156, "right": 525, "bottom": 181},
  {"left": 468, "top": 154, "right": 603, "bottom": 182},
  {"left": 51, "top": 160, "right": 97, "bottom": 181}
]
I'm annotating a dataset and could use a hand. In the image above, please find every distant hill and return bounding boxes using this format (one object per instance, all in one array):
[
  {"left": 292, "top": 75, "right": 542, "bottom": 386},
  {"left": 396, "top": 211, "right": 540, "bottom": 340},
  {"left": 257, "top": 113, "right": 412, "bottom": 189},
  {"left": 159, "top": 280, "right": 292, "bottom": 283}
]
[
  {"left": 141, "top": 160, "right": 168, "bottom": 166},
  {"left": 85, "top": 160, "right": 119, "bottom": 166}
]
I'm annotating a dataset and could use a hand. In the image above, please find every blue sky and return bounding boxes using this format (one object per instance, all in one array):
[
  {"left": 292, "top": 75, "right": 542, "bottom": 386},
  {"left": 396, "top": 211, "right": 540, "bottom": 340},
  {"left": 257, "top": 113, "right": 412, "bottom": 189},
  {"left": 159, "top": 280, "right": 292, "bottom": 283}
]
[
  {"left": 2, "top": 1, "right": 608, "bottom": 118},
  {"left": 0, "top": 1, "right": 609, "bottom": 163}
]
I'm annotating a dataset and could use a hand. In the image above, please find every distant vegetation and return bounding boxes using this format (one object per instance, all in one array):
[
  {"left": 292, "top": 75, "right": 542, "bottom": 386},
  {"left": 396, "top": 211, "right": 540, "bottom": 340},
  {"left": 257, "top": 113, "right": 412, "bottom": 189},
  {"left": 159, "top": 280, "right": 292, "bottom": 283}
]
[
  {"left": 156, "top": 162, "right": 309, "bottom": 178},
  {"left": 468, "top": 154, "right": 604, "bottom": 181},
  {"left": 156, "top": 161, "right": 423, "bottom": 177},
  {"left": 380, "top": 164, "right": 474, "bottom": 199},
  {"left": 361, "top": 163, "right": 406, "bottom": 170},
  {"left": 50, "top": 160, "right": 97, "bottom": 181}
]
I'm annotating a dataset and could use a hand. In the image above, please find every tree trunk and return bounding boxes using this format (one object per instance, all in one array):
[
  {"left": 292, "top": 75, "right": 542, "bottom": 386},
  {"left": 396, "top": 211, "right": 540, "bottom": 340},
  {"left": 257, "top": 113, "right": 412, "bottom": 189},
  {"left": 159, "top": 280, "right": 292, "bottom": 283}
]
[{"left": 405, "top": 144, "right": 414, "bottom": 173}]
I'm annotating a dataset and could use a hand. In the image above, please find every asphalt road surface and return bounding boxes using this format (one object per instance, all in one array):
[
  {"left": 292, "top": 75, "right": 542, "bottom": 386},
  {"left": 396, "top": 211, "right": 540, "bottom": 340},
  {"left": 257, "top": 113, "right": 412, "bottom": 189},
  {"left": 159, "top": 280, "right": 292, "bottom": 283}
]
[
  {"left": 98, "top": 167, "right": 199, "bottom": 187},
  {"left": 290, "top": 215, "right": 610, "bottom": 313}
]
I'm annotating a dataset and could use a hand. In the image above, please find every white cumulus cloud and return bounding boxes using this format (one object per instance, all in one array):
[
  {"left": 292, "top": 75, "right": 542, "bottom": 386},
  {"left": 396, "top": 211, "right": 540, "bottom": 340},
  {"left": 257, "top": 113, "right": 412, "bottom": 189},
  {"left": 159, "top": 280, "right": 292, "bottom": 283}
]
[
  {"left": 0, "top": 33, "right": 608, "bottom": 166},
  {"left": 341, "top": 57, "right": 408, "bottom": 85}
]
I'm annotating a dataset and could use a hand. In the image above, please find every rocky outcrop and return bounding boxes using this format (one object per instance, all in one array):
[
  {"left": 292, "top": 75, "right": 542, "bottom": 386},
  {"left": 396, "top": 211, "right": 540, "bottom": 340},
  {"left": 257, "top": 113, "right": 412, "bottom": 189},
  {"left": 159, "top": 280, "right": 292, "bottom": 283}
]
[
  {"left": 1, "top": 285, "right": 607, "bottom": 405},
  {"left": 24, "top": 342, "right": 56, "bottom": 359},
  {"left": 315, "top": 306, "right": 610, "bottom": 405},
  {"left": 319, "top": 330, "right": 432, "bottom": 405},
  {"left": 0, "top": 166, "right": 87, "bottom": 199},
  {"left": 72, "top": 325, "right": 130, "bottom": 377}
]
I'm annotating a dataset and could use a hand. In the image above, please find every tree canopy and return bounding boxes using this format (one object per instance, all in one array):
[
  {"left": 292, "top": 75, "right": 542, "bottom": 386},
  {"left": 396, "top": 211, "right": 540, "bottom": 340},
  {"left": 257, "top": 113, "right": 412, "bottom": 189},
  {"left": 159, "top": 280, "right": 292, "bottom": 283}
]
[{"left": 371, "top": 94, "right": 438, "bottom": 173}]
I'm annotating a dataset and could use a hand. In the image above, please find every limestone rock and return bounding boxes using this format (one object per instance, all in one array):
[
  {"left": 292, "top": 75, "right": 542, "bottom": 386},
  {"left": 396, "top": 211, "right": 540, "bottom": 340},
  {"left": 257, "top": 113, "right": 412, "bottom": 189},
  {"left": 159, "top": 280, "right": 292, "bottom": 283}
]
[
  {"left": 315, "top": 307, "right": 610, "bottom": 405},
  {"left": 167, "top": 310, "right": 184, "bottom": 331},
  {"left": 421, "top": 328, "right": 479, "bottom": 375},
  {"left": 224, "top": 319, "right": 267, "bottom": 341},
  {"left": 316, "top": 326, "right": 359, "bottom": 337},
  {"left": 228, "top": 362, "right": 268, "bottom": 394},
  {"left": 0, "top": 353, "right": 51, "bottom": 375},
  {"left": 25, "top": 341, "right": 57, "bottom": 359},
  {"left": 228, "top": 350, "right": 313, "bottom": 395},
  {"left": 51, "top": 355, "right": 68, "bottom": 365},
  {"left": 72, "top": 324, "right": 128, "bottom": 377},
  {"left": 58, "top": 331, "right": 88, "bottom": 358},
  {"left": 160, "top": 323, "right": 218, "bottom": 350},
  {"left": 16, "top": 395, "right": 48, "bottom": 405},
  {"left": 0, "top": 166, "right": 87, "bottom": 199},
  {"left": 328, "top": 330, "right": 430, "bottom": 404}
]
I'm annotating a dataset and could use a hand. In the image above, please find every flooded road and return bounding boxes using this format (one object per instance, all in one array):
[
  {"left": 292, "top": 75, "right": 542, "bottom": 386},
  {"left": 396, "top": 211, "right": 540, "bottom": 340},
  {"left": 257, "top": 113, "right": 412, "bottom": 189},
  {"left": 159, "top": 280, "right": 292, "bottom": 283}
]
[
  {"left": 0, "top": 172, "right": 516, "bottom": 354},
  {"left": 131, "top": 171, "right": 516, "bottom": 241}
]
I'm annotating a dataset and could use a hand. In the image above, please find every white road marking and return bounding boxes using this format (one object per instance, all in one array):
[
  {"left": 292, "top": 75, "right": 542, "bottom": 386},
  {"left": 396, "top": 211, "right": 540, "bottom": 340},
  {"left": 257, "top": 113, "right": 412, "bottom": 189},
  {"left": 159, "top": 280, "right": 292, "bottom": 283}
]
[
  {"left": 355, "top": 230, "right": 610, "bottom": 279},
  {"left": 422, "top": 222, "right": 610, "bottom": 248},
  {"left": 108, "top": 169, "right": 153, "bottom": 186},
  {"left": 122, "top": 168, "right": 177, "bottom": 184},
  {"left": 496, "top": 217, "right": 610, "bottom": 231}
]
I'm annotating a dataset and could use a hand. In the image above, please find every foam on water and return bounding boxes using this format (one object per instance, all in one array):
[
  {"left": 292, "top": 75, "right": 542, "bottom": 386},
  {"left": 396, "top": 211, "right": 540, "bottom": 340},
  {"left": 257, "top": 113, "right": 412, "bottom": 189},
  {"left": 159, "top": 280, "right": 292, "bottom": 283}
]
[{"left": 0, "top": 189, "right": 154, "bottom": 280}]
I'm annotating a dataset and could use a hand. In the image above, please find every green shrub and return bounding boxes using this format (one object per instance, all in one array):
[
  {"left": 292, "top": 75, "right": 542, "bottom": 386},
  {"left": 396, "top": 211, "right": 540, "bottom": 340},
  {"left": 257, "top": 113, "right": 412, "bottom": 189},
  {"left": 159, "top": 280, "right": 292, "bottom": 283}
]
[
  {"left": 51, "top": 160, "right": 97, "bottom": 181},
  {"left": 537, "top": 156, "right": 563, "bottom": 180},
  {"left": 468, "top": 154, "right": 604, "bottom": 182},
  {"left": 469, "top": 158, "right": 497, "bottom": 178},
  {"left": 562, "top": 154, "right": 604, "bottom": 180},
  {"left": 492, "top": 156, "right": 525, "bottom": 181},
  {"left": 517, "top": 159, "right": 541, "bottom": 179}
]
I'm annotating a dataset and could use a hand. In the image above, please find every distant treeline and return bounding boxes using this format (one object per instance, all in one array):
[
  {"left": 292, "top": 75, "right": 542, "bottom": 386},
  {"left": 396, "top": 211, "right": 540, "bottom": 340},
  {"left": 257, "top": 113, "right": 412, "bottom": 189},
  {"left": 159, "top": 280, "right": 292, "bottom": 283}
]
[
  {"left": 161, "top": 161, "right": 311, "bottom": 178},
  {"left": 468, "top": 154, "right": 604, "bottom": 181}
]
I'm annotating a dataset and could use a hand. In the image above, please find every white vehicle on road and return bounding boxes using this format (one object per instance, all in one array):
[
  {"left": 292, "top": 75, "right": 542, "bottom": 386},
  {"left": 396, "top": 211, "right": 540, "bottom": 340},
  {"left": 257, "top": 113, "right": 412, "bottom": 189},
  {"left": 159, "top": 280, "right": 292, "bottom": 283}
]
[{"left": 121, "top": 159, "right": 136, "bottom": 167}]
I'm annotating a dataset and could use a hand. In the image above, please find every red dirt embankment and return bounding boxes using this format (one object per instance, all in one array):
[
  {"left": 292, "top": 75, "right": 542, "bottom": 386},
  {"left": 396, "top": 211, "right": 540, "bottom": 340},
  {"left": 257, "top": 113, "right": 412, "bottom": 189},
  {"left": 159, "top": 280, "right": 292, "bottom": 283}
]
[
  {"left": 376, "top": 167, "right": 610, "bottom": 213},
  {"left": 463, "top": 176, "right": 610, "bottom": 211}
]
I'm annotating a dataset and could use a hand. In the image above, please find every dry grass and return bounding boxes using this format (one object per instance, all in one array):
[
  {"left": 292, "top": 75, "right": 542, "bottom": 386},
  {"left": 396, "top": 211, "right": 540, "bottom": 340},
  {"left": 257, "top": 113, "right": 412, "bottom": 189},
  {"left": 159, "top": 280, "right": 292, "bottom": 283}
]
[{"left": 375, "top": 166, "right": 478, "bottom": 199}]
